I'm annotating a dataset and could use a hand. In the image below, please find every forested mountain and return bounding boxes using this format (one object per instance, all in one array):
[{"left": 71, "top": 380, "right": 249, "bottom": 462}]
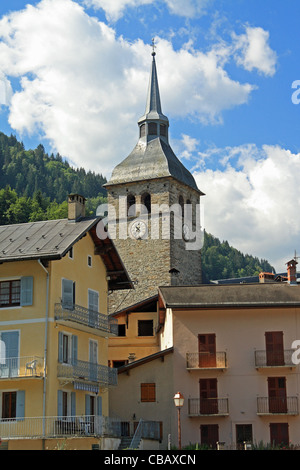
[
  {"left": 0, "top": 132, "right": 275, "bottom": 280},
  {"left": 201, "top": 231, "right": 275, "bottom": 282}
]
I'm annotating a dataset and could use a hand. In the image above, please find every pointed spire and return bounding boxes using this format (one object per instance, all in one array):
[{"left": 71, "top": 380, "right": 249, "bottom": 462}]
[{"left": 138, "top": 40, "right": 169, "bottom": 143}]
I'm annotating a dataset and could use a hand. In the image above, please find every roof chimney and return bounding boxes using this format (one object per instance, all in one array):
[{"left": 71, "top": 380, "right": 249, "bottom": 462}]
[
  {"left": 259, "top": 272, "right": 275, "bottom": 283},
  {"left": 286, "top": 259, "right": 298, "bottom": 284},
  {"left": 68, "top": 194, "right": 86, "bottom": 221}
]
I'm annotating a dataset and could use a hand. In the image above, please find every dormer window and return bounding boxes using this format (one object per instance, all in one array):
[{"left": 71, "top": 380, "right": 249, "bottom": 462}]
[{"left": 148, "top": 122, "right": 157, "bottom": 135}]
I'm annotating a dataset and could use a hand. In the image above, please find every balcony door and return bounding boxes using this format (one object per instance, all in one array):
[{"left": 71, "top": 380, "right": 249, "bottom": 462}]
[
  {"left": 268, "top": 377, "right": 287, "bottom": 413},
  {"left": 200, "top": 378, "right": 218, "bottom": 415},
  {"left": 0, "top": 331, "right": 19, "bottom": 377},
  {"left": 198, "top": 334, "right": 216, "bottom": 368},
  {"left": 265, "top": 331, "right": 284, "bottom": 366}
]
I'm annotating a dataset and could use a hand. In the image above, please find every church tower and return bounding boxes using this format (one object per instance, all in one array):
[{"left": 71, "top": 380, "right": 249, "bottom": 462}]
[{"left": 104, "top": 48, "right": 204, "bottom": 312}]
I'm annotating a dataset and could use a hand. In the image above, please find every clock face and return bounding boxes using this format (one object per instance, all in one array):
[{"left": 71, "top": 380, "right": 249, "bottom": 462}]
[
  {"left": 182, "top": 223, "right": 190, "bottom": 241},
  {"left": 130, "top": 220, "right": 147, "bottom": 239}
]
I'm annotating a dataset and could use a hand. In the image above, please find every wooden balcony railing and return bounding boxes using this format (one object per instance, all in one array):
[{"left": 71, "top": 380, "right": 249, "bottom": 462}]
[
  {"left": 54, "top": 302, "right": 118, "bottom": 335},
  {"left": 188, "top": 398, "right": 229, "bottom": 416},
  {"left": 186, "top": 352, "right": 227, "bottom": 370},
  {"left": 254, "top": 350, "right": 295, "bottom": 368},
  {"left": 57, "top": 360, "right": 117, "bottom": 387},
  {"left": 257, "top": 396, "right": 298, "bottom": 415},
  {"left": 0, "top": 356, "right": 44, "bottom": 379}
]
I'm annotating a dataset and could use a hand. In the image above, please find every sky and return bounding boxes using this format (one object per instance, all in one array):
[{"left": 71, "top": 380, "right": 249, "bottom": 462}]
[{"left": 0, "top": 0, "right": 300, "bottom": 273}]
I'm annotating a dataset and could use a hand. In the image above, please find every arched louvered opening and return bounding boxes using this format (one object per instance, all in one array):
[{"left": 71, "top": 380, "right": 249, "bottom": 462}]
[
  {"left": 127, "top": 193, "right": 136, "bottom": 217},
  {"left": 141, "top": 192, "right": 151, "bottom": 214},
  {"left": 179, "top": 195, "right": 184, "bottom": 217}
]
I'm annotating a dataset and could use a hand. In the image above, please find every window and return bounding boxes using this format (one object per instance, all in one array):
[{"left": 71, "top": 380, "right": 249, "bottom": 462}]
[
  {"left": 198, "top": 334, "right": 216, "bottom": 367},
  {"left": 199, "top": 378, "right": 218, "bottom": 414},
  {"left": 117, "top": 324, "right": 126, "bottom": 337},
  {"left": 270, "top": 423, "right": 289, "bottom": 447},
  {"left": 138, "top": 320, "right": 153, "bottom": 336},
  {"left": 265, "top": 331, "right": 284, "bottom": 366},
  {"left": 236, "top": 424, "right": 253, "bottom": 449},
  {"left": 0, "top": 331, "right": 19, "bottom": 377},
  {"left": 0, "top": 280, "right": 20, "bottom": 307},
  {"left": 160, "top": 124, "right": 167, "bottom": 137},
  {"left": 140, "top": 124, "right": 146, "bottom": 138},
  {"left": 200, "top": 424, "right": 219, "bottom": 449},
  {"left": 88, "top": 255, "right": 92, "bottom": 267},
  {"left": 2, "top": 391, "right": 17, "bottom": 419},
  {"left": 268, "top": 377, "right": 287, "bottom": 413},
  {"left": 62, "top": 279, "right": 75, "bottom": 309},
  {"left": 127, "top": 194, "right": 136, "bottom": 217},
  {"left": 58, "top": 332, "right": 77, "bottom": 365},
  {"left": 148, "top": 122, "right": 157, "bottom": 135},
  {"left": 141, "top": 383, "right": 156, "bottom": 402},
  {"left": 141, "top": 193, "right": 151, "bottom": 214}
]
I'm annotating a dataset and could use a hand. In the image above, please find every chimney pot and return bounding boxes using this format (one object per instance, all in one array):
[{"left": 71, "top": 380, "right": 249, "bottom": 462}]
[{"left": 68, "top": 194, "right": 86, "bottom": 221}]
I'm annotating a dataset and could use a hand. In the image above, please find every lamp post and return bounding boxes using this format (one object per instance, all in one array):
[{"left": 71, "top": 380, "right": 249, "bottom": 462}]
[{"left": 173, "top": 392, "right": 184, "bottom": 450}]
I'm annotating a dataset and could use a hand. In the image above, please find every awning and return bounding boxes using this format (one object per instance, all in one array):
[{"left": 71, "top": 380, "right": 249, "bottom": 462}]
[{"left": 74, "top": 381, "right": 99, "bottom": 393}]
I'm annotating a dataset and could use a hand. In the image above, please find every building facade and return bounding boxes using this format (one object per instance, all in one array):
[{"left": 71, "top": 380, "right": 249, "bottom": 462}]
[{"left": 0, "top": 194, "right": 131, "bottom": 450}]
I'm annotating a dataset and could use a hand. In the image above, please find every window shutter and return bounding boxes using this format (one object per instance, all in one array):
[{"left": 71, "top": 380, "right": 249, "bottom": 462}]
[
  {"left": 16, "top": 390, "right": 25, "bottom": 420},
  {"left": 62, "top": 279, "right": 74, "bottom": 309},
  {"left": 141, "top": 383, "right": 156, "bottom": 402},
  {"left": 71, "top": 392, "right": 76, "bottom": 417},
  {"left": 85, "top": 395, "right": 90, "bottom": 415},
  {"left": 72, "top": 335, "right": 78, "bottom": 365},
  {"left": 58, "top": 332, "right": 63, "bottom": 363},
  {"left": 97, "top": 396, "right": 102, "bottom": 416},
  {"left": 88, "top": 290, "right": 99, "bottom": 312},
  {"left": 20, "top": 276, "right": 33, "bottom": 306},
  {"left": 57, "top": 390, "right": 63, "bottom": 417}
]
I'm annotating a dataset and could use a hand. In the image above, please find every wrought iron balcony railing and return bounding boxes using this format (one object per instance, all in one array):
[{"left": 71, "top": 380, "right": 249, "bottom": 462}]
[
  {"left": 0, "top": 415, "right": 122, "bottom": 440},
  {"left": 186, "top": 352, "right": 227, "bottom": 369},
  {"left": 54, "top": 302, "right": 118, "bottom": 335},
  {"left": 254, "top": 350, "right": 296, "bottom": 368},
  {"left": 0, "top": 356, "right": 44, "bottom": 379},
  {"left": 57, "top": 360, "right": 117, "bottom": 387},
  {"left": 257, "top": 396, "right": 298, "bottom": 415},
  {"left": 188, "top": 398, "right": 229, "bottom": 416}
]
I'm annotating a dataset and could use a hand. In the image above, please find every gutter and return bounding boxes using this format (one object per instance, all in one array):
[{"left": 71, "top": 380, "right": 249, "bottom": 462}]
[{"left": 38, "top": 259, "right": 49, "bottom": 445}]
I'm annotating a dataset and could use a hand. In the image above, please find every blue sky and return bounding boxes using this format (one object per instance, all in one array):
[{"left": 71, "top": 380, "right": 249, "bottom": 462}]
[{"left": 0, "top": 0, "right": 300, "bottom": 271}]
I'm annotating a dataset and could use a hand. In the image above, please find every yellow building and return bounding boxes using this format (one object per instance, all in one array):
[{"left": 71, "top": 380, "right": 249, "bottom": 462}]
[{"left": 0, "top": 194, "right": 132, "bottom": 450}]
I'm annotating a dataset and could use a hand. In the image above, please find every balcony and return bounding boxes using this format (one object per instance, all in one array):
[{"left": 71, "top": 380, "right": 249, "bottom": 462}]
[
  {"left": 188, "top": 398, "right": 229, "bottom": 417},
  {"left": 186, "top": 352, "right": 227, "bottom": 370},
  {"left": 57, "top": 360, "right": 117, "bottom": 388},
  {"left": 0, "top": 415, "right": 121, "bottom": 440},
  {"left": 255, "top": 350, "right": 296, "bottom": 369},
  {"left": 257, "top": 396, "right": 299, "bottom": 415},
  {"left": 0, "top": 356, "right": 44, "bottom": 380},
  {"left": 54, "top": 302, "right": 118, "bottom": 337}
]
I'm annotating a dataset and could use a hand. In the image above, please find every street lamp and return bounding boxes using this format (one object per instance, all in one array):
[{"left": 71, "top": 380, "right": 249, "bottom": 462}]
[{"left": 173, "top": 392, "right": 184, "bottom": 449}]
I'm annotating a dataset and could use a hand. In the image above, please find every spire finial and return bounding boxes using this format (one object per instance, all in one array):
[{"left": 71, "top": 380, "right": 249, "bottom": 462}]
[{"left": 151, "top": 38, "right": 156, "bottom": 57}]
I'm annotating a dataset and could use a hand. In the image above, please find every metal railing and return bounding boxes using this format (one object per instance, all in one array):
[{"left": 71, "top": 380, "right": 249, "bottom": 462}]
[
  {"left": 57, "top": 360, "right": 117, "bottom": 387},
  {"left": 0, "top": 415, "right": 122, "bottom": 440},
  {"left": 54, "top": 302, "right": 118, "bottom": 335},
  {"left": 186, "top": 352, "right": 227, "bottom": 369},
  {"left": 254, "top": 350, "right": 295, "bottom": 368},
  {"left": 257, "top": 396, "right": 298, "bottom": 415},
  {"left": 0, "top": 356, "right": 44, "bottom": 379},
  {"left": 188, "top": 398, "right": 229, "bottom": 416}
]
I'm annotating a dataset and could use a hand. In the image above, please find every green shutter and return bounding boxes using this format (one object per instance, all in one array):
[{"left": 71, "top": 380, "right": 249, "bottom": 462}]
[
  {"left": 20, "top": 276, "right": 33, "bottom": 306},
  {"left": 97, "top": 396, "right": 102, "bottom": 416},
  {"left": 72, "top": 335, "right": 78, "bottom": 365}
]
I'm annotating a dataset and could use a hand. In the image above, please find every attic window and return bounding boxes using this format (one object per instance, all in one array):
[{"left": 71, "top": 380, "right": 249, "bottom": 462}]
[{"left": 148, "top": 122, "right": 157, "bottom": 135}]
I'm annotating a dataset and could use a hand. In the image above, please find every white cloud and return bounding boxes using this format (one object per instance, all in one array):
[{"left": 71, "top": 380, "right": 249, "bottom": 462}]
[
  {"left": 84, "top": 0, "right": 211, "bottom": 21},
  {"left": 233, "top": 26, "right": 277, "bottom": 77},
  {"left": 194, "top": 145, "right": 300, "bottom": 272},
  {"left": 0, "top": 0, "right": 257, "bottom": 176}
]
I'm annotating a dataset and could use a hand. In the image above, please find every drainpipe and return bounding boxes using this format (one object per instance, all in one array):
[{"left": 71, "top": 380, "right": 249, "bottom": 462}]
[{"left": 38, "top": 259, "right": 49, "bottom": 447}]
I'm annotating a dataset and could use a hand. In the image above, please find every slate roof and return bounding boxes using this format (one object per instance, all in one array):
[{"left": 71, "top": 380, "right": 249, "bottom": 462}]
[
  {"left": 0, "top": 217, "right": 133, "bottom": 291},
  {"left": 158, "top": 283, "right": 300, "bottom": 308},
  {"left": 105, "top": 137, "right": 201, "bottom": 192}
]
